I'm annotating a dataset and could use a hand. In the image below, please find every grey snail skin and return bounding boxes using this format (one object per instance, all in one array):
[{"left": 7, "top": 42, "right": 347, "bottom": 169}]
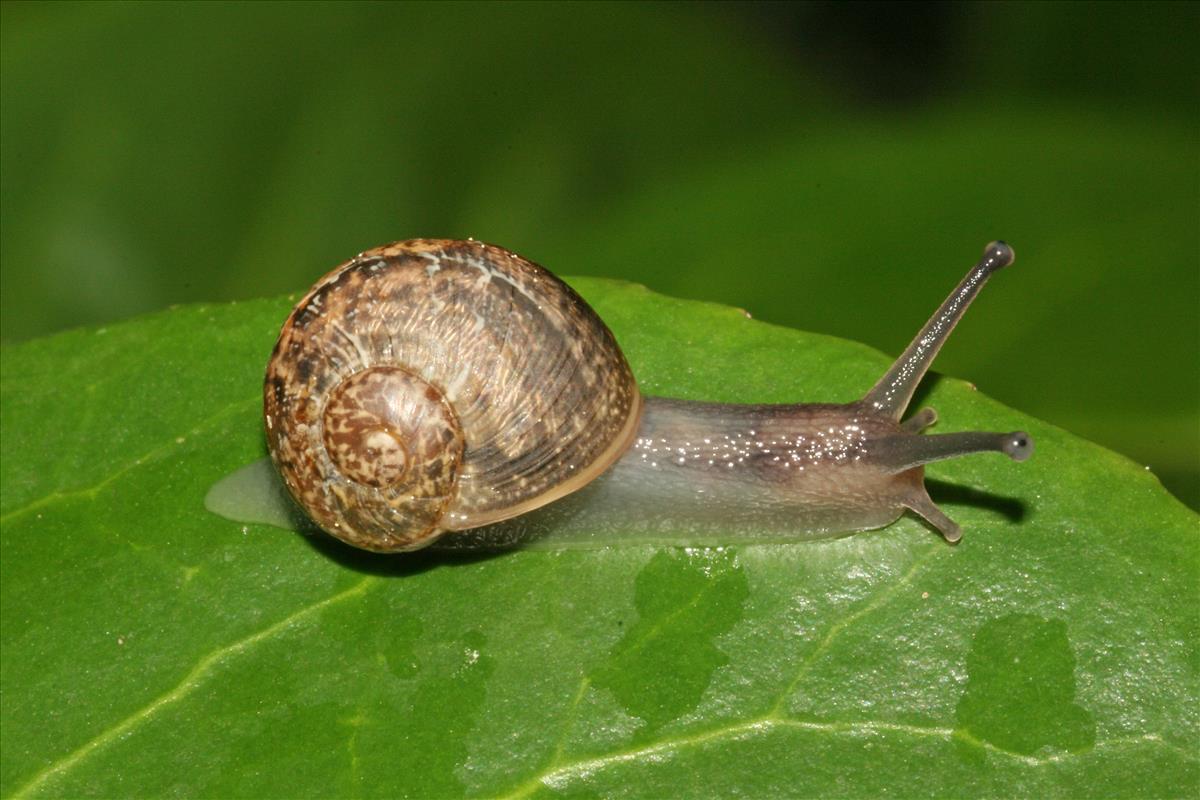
[{"left": 257, "top": 239, "right": 1031, "bottom": 553}]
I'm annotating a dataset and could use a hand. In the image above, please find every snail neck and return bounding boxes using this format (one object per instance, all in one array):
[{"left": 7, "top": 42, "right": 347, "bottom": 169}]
[
  {"left": 441, "top": 394, "right": 1031, "bottom": 550},
  {"left": 448, "top": 396, "right": 907, "bottom": 549},
  {"left": 626, "top": 395, "right": 883, "bottom": 481},
  {"left": 612, "top": 396, "right": 910, "bottom": 520}
]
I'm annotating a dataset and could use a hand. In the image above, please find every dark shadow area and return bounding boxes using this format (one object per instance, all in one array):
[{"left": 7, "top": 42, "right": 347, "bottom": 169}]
[
  {"left": 906, "top": 371, "right": 943, "bottom": 414},
  {"left": 927, "top": 477, "right": 1027, "bottom": 524},
  {"left": 730, "top": 0, "right": 964, "bottom": 105},
  {"left": 299, "top": 526, "right": 513, "bottom": 579}
]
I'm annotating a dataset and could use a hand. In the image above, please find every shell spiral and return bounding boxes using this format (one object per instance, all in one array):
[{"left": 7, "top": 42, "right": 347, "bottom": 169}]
[{"left": 264, "top": 239, "right": 642, "bottom": 552}]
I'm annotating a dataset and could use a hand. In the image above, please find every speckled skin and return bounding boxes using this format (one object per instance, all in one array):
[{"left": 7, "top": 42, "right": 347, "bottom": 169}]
[
  {"left": 264, "top": 239, "right": 641, "bottom": 552},
  {"left": 621, "top": 399, "right": 924, "bottom": 533}
]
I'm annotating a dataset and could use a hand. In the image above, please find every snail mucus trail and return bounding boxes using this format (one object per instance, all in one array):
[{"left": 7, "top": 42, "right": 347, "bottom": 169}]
[{"left": 206, "top": 239, "right": 1032, "bottom": 553}]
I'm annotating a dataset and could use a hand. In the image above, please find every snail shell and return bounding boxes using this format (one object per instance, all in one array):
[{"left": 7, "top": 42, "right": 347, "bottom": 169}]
[{"left": 264, "top": 239, "right": 642, "bottom": 552}]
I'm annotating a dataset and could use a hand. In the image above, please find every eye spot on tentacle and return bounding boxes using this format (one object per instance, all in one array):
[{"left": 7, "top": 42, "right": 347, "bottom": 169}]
[{"left": 1004, "top": 432, "right": 1034, "bottom": 461}]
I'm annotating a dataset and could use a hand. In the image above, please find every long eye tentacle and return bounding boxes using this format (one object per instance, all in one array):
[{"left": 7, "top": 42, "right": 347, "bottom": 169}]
[
  {"left": 862, "top": 241, "right": 1015, "bottom": 420},
  {"left": 869, "top": 430, "right": 1033, "bottom": 474}
]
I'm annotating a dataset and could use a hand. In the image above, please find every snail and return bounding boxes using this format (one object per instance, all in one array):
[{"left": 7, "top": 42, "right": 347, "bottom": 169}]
[{"left": 211, "top": 238, "right": 1033, "bottom": 553}]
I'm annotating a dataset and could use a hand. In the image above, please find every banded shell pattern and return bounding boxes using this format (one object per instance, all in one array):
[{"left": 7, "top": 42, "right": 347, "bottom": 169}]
[{"left": 264, "top": 239, "right": 642, "bottom": 552}]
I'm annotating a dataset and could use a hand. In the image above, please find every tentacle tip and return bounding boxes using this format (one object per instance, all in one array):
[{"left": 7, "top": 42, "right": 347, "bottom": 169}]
[
  {"left": 942, "top": 526, "right": 963, "bottom": 544},
  {"left": 1003, "top": 431, "right": 1034, "bottom": 461},
  {"left": 982, "top": 240, "right": 1015, "bottom": 272}
]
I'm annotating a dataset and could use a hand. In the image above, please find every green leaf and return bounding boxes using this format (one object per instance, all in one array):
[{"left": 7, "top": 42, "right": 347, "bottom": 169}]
[{"left": 1, "top": 281, "right": 1196, "bottom": 798}]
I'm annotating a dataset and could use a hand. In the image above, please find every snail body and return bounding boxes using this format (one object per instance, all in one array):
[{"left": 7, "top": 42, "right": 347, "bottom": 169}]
[{"left": 261, "top": 239, "right": 1031, "bottom": 553}]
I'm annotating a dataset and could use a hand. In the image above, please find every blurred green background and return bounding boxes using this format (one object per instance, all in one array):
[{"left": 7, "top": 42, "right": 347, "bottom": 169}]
[{"left": 2, "top": 0, "right": 1197, "bottom": 508}]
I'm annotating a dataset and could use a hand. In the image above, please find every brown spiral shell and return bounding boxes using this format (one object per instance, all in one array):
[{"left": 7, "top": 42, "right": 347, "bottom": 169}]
[{"left": 264, "top": 239, "right": 643, "bottom": 552}]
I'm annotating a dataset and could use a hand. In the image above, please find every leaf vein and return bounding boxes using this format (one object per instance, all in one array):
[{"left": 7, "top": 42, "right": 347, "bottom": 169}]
[
  {"left": 499, "top": 717, "right": 1181, "bottom": 797},
  {"left": 11, "top": 577, "right": 377, "bottom": 799},
  {"left": 769, "top": 541, "right": 945, "bottom": 716},
  {"left": 507, "top": 561, "right": 731, "bottom": 799},
  {"left": 0, "top": 397, "right": 256, "bottom": 525}
]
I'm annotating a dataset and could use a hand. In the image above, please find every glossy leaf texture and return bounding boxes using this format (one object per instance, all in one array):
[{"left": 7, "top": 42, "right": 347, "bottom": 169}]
[{"left": 1, "top": 280, "right": 1196, "bottom": 799}]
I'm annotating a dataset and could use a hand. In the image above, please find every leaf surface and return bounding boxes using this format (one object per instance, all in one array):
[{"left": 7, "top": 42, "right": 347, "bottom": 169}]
[{"left": 1, "top": 281, "right": 1195, "bottom": 798}]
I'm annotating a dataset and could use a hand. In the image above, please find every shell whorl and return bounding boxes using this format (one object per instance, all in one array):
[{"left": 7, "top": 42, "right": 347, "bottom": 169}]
[{"left": 264, "top": 239, "right": 642, "bottom": 552}]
